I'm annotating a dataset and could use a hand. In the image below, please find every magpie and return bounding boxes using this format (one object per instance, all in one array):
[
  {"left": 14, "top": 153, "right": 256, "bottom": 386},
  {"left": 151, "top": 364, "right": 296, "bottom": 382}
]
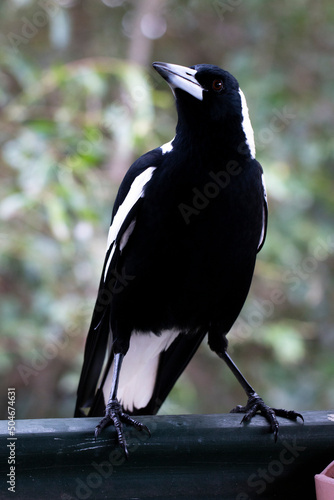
[{"left": 75, "top": 61, "right": 303, "bottom": 455}]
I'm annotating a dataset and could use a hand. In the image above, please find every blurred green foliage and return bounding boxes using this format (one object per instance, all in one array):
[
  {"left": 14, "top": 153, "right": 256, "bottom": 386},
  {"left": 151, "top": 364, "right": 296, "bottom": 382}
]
[{"left": 0, "top": 0, "right": 333, "bottom": 420}]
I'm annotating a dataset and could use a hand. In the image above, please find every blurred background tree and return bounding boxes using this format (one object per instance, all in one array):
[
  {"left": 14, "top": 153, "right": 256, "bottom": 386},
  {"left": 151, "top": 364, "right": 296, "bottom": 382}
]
[{"left": 0, "top": 0, "right": 333, "bottom": 420}]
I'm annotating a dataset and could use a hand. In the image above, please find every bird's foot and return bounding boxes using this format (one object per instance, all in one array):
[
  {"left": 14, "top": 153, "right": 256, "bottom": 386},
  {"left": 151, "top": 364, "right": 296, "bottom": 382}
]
[
  {"left": 230, "top": 392, "right": 303, "bottom": 441},
  {"left": 95, "top": 399, "right": 150, "bottom": 457}
]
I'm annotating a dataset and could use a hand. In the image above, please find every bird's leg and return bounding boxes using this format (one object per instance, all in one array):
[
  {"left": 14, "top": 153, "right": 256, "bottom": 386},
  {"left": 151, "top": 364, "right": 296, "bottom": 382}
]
[
  {"left": 220, "top": 350, "right": 303, "bottom": 440},
  {"left": 95, "top": 353, "right": 150, "bottom": 457}
]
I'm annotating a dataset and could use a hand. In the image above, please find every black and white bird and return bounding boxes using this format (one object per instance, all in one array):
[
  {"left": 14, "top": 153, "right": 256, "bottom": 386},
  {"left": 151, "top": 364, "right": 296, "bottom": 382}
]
[{"left": 75, "top": 61, "right": 302, "bottom": 455}]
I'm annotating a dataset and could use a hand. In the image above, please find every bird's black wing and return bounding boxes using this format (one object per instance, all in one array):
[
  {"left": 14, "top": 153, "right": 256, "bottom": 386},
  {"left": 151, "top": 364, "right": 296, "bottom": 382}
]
[{"left": 75, "top": 149, "right": 162, "bottom": 417}]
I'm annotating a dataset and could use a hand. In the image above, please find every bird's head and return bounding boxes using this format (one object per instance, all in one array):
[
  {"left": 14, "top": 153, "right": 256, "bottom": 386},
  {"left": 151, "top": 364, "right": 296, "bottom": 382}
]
[{"left": 153, "top": 61, "right": 255, "bottom": 158}]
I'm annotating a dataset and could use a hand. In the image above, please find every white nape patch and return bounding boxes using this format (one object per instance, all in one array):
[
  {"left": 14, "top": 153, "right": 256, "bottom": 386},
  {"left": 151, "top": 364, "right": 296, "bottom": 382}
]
[
  {"left": 102, "top": 329, "right": 181, "bottom": 412},
  {"left": 160, "top": 137, "right": 174, "bottom": 155},
  {"left": 239, "top": 89, "right": 256, "bottom": 159},
  {"left": 103, "top": 167, "right": 156, "bottom": 281}
]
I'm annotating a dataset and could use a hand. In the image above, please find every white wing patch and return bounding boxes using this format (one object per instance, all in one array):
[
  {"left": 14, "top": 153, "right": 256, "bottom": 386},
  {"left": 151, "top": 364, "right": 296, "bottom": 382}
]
[
  {"left": 239, "top": 89, "right": 256, "bottom": 159},
  {"left": 103, "top": 329, "right": 181, "bottom": 412},
  {"left": 103, "top": 166, "right": 156, "bottom": 281},
  {"left": 104, "top": 245, "right": 116, "bottom": 282},
  {"left": 119, "top": 219, "right": 136, "bottom": 252},
  {"left": 258, "top": 173, "right": 268, "bottom": 251}
]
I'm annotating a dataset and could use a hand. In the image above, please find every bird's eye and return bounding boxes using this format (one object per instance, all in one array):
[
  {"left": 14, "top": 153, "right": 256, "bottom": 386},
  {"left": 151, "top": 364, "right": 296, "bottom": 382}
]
[{"left": 212, "top": 79, "right": 224, "bottom": 92}]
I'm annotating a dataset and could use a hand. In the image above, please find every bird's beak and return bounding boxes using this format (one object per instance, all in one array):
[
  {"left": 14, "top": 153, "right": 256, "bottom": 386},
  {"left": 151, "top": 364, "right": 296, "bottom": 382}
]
[{"left": 153, "top": 62, "right": 204, "bottom": 101}]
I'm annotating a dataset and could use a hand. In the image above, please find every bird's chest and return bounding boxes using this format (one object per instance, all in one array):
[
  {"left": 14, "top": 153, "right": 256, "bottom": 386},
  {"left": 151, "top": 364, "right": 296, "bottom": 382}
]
[{"left": 146, "top": 159, "right": 262, "bottom": 254}]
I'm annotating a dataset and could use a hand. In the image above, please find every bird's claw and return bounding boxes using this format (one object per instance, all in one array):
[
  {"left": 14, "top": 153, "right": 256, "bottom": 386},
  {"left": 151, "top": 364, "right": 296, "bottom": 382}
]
[
  {"left": 95, "top": 399, "right": 150, "bottom": 457},
  {"left": 230, "top": 393, "right": 303, "bottom": 441},
  {"left": 272, "top": 407, "right": 304, "bottom": 423}
]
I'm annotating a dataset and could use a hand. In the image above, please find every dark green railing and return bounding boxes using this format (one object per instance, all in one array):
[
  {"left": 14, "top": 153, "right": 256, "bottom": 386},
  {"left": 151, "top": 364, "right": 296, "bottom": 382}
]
[{"left": 1, "top": 410, "right": 333, "bottom": 499}]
